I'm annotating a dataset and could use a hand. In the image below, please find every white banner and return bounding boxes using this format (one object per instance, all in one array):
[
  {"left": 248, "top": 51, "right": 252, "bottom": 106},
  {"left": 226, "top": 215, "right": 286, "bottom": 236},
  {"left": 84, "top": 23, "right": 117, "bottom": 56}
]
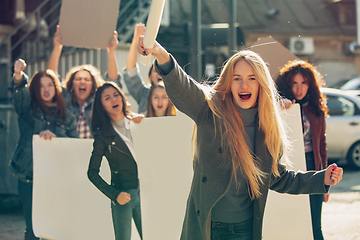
[
  {"left": 263, "top": 104, "right": 312, "bottom": 240},
  {"left": 32, "top": 106, "right": 311, "bottom": 240}
]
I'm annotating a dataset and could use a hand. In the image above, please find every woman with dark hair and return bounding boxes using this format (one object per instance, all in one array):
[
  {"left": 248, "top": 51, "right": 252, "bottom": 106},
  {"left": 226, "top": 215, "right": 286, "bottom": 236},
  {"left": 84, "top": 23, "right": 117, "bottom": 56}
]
[
  {"left": 87, "top": 82, "right": 143, "bottom": 240},
  {"left": 137, "top": 38, "right": 343, "bottom": 240},
  {"left": 10, "top": 59, "right": 78, "bottom": 240},
  {"left": 123, "top": 23, "right": 163, "bottom": 114},
  {"left": 276, "top": 60, "right": 328, "bottom": 240},
  {"left": 146, "top": 81, "right": 176, "bottom": 117}
]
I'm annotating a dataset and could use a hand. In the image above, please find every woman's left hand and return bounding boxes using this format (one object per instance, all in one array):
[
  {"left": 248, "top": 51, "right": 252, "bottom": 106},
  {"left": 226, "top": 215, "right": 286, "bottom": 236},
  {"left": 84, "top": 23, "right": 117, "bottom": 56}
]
[
  {"left": 39, "top": 130, "right": 56, "bottom": 140},
  {"left": 280, "top": 98, "right": 295, "bottom": 110},
  {"left": 323, "top": 193, "right": 330, "bottom": 203},
  {"left": 137, "top": 36, "right": 170, "bottom": 64},
  {"left": 129, "top": 114, "right": 145, "bottom": 124},
  {"left": 107, "top": 31, "right": 119, "bottom": 53},
  {"left": 324, "top": 163, "right": 343, "bottom": 185}
]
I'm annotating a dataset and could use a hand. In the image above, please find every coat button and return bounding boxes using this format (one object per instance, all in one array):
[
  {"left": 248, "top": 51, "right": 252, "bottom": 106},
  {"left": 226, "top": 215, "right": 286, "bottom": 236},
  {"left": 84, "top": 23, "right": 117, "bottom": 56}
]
[
  {"left": 197, "top": 210, "right": 200, "bottom": 216},
  {"left": 218, "top": 147, "right": 222, "bottom": 153},
  {"left": 112, "top": 142, "right": 115, "bottom": 145},
  {"left": 114, "top": 171, "right": 118, "bottom": 174},
  {"left": 47, "top": 122, "right": 50, "bottom": 125},
  {"left": 202, "top": 177, "right": 207, "bottom": 183}
]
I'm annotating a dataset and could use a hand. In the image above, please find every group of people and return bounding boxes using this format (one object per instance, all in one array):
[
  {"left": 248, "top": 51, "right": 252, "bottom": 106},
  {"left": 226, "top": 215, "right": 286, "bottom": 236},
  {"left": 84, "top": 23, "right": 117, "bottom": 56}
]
[
  {"left": 10, "top": 24, "right": 175, "bottom": 240},
  {"left": 9, "top": 23, "right": 343, "bottom": 240}
]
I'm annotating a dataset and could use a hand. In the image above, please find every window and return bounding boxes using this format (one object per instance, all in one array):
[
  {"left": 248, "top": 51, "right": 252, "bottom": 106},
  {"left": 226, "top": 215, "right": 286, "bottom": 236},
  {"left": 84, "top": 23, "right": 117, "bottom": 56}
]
[
  {"left": 340, "top": 78, "right": 360, "bottom": 90},
  {"left": 328, "top": 1, "right": 356, "bottom": 26},
  {"left": 327, "top": 95, "right": 359, "bottom": 116}
]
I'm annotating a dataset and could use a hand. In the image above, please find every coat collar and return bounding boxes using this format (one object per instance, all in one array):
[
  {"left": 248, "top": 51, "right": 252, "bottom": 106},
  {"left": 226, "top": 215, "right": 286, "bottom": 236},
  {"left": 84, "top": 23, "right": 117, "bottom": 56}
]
[{"left": 95, "top": 122, "right": 133, "bottom": 159}]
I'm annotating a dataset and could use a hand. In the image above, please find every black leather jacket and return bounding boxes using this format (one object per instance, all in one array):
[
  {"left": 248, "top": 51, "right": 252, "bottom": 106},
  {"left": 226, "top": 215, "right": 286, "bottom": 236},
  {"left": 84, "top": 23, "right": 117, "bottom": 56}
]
[{"left": 87, "top": 124, "right": 139, "bottom": 202}]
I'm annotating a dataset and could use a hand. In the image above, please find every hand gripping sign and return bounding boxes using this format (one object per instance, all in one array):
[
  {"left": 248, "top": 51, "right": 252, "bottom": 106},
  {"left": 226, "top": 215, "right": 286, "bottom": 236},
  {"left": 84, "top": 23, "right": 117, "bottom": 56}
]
[{"left": 139, "top": 0, "right": 166, "bottom": 66}]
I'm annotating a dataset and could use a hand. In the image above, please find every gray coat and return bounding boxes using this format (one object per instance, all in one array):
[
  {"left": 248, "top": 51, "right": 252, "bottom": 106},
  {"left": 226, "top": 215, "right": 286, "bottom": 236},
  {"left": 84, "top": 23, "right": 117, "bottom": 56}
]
[{"left": 155, "top": 55, "right": 329, "bottom": 240}]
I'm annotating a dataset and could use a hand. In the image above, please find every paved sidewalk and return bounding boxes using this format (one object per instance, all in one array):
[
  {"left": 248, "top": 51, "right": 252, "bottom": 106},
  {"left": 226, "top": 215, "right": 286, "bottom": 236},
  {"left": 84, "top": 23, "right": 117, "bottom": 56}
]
[
  {"left": 1, "top": 169, "right": 359, "bottom": 240},
  {"left": 0, "top": 208, "right": 24, "bottom": 240}
]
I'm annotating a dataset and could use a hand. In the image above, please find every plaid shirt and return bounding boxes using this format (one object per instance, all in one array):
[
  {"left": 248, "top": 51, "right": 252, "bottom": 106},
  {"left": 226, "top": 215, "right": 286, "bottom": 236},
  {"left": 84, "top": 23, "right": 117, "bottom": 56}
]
[
  {"left": 302, "top": 108, "right": 313, "bottom": 153},
  {"left": 77, "top": 105, "right": 91, "bottom": 139}
]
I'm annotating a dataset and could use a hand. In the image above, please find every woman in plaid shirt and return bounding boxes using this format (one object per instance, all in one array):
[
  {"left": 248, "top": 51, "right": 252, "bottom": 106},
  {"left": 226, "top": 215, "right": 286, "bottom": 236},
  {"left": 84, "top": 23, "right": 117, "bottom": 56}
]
[{"left": 47, "top": 25, "right": 122, "bottom": 138}]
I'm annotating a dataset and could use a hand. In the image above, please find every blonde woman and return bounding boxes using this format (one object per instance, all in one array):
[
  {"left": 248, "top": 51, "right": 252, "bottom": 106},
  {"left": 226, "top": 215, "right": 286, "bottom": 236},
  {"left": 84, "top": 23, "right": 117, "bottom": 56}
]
[{"left": 137, "top": 38, "right": 343, "bottom": 240}]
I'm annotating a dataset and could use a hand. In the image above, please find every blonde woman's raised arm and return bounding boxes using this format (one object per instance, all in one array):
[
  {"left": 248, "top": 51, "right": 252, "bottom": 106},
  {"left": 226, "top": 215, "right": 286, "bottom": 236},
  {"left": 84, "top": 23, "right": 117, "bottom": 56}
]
[
  {"left": 126, "top": 23, "right": 145, "bottom": 71},
  {"left": 138, "top": 36, "right": 170, "bottom": 65}
]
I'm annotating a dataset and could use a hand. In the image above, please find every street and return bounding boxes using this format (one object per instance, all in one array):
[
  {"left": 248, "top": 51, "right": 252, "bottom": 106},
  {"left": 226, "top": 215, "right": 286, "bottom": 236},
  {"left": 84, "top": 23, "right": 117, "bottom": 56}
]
[
  {"left": 322, "top": 163, "right": 360, "bottom": 240},
  {"left": 0, "top": 164, "right": 359, "bottom": 240}
]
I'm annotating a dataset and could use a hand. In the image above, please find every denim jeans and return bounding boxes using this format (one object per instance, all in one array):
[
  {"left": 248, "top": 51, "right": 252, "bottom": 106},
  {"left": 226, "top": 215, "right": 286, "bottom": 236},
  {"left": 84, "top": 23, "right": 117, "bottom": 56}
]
[
  {"left": 18, "top": 180, "right": 39, "bottom": 240},
  {"left": 111, "top": 188, "right": 142, "bottom": 240},
  {"left": 211, "top": 218, "right": 253, "bottom": 240},
  {"left": 305, "top": 152, "right": 324, "bottom": 240}
]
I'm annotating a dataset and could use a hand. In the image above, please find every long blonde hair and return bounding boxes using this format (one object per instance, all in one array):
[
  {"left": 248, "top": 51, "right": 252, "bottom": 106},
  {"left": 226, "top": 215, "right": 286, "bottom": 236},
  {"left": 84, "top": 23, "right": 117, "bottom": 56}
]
[{"left": 203, "top": 50, "right": 288, "bottom": 199}]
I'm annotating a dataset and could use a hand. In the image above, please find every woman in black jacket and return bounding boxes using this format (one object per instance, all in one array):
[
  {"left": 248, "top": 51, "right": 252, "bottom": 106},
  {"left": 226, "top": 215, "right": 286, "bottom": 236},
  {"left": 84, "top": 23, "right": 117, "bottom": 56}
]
[{"left": 87, "top": 82, "right": 143, "bottom": 240}]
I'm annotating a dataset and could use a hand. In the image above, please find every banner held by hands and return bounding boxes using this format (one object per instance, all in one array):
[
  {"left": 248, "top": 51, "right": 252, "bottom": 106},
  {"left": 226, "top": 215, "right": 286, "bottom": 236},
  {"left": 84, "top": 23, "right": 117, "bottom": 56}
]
[
  {"left": 58, "top": 0, "right": 120, "bottom": 49},
  {"left": 140, "top": 0, "right": 166, "bottom": 66}
]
